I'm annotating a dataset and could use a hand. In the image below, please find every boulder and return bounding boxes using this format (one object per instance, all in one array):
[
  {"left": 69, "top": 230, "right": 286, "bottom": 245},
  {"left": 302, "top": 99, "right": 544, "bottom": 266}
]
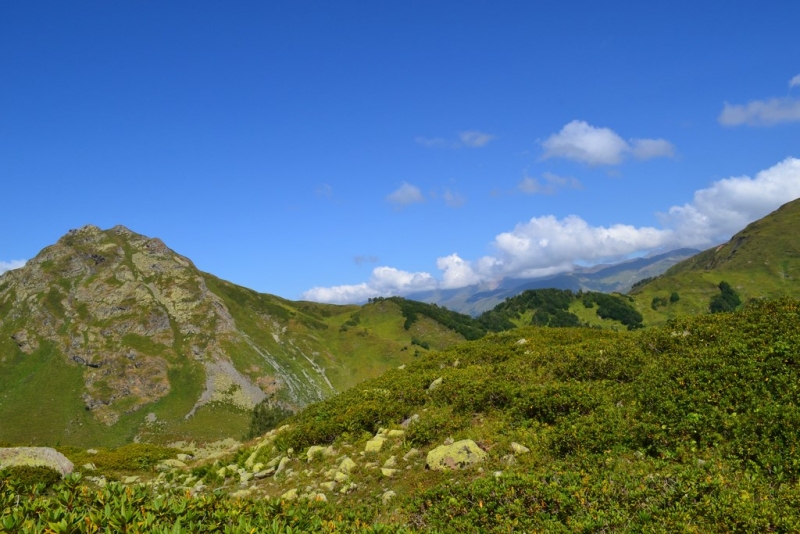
[
  {"left": 364, "top": 437, "right": 385, "bottom": 453},
  {"left": 510, "top": 442, "right": 530, "bottom": 455},
  {"left": 339, "top": 457, "right": 357, "bottom": 474},
  {"left": 281, "top": 488, "right": 298, "bottom": 501},
  {"left": 426, "top": 440, "right": 486, "bottom": 471},
  {"left": 427, "top": 377, "right": 443, "bottom": 392},
  {"left": 0, "top": 447, "right": 74, "bottom": 476},
  {"left": 306, "top": 446, "right": 325, "bottom": 462}
]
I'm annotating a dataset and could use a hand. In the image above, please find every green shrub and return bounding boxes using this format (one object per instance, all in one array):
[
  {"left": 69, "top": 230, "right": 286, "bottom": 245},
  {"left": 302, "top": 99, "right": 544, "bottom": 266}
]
[{"left": 0, "top": 465, "right": 62, "bottom": 489}]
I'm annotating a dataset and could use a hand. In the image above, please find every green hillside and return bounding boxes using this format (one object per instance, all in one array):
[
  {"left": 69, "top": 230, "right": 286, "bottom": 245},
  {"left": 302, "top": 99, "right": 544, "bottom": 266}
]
[
  {"left": 631, "top": 198, "right": 800, "bottom": 324},
  {"left": 0, "top": 227, "right": 477, "bottom": 447},
  {"left": 5, "top": 298, "right": 800, "bottom": 532}
]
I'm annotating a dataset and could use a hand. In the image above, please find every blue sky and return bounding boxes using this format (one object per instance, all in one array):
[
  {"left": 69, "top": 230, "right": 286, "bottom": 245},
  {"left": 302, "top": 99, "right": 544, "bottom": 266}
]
[{"left": 2, "top": 1, "right": 799, "bottom": 302}]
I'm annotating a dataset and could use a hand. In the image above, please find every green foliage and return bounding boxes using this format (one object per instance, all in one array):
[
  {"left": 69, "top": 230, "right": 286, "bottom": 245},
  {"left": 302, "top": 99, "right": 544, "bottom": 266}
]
[
  {"left": 480, "top": 289, "right": 642, "bottom": 331},
  {"left": 651, "top": 296, "right": 668, "bottom": 310},
  {"left": 0, "top": 465, "right": 61, "bottom": 490},
  {"left": 69, "top": 444, "right": 178, "bottom": 473},
  {"left": 710, "top": 280, "right": 741, "bottom": 313},
  {"left": 0, "top": 475, "right": 408, "bottom": 533},
  {"left": 246, "top": 398, "right": 294, "bottom": 440},
  {"left": 378, "top": 297, "right": 487, "bottom": 340},
  {"left": 670, "top": 291, "right": 680, "bottom": 303}
]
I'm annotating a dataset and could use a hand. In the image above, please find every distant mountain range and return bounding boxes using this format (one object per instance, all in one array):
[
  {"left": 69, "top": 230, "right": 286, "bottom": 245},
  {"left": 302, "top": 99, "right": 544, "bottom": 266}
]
[{"left": 407, "top": 248, "right": 700, "bottom": 316}]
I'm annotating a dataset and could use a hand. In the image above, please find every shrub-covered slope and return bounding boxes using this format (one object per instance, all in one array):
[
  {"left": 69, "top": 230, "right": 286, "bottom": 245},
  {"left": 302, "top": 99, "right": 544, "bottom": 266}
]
[{"left": 4, "top": 299, "right": 800, "bottom": 531}]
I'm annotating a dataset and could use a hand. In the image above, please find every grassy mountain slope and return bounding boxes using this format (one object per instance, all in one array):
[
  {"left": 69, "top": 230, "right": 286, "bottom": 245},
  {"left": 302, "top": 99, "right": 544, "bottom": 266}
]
[
  {"left": 632, "top": 198, "right": 800, "bottom": 324},
  {"left": 14, "top": 298, "right": 800, "bottom": 532},
  {"left": 0, "top": 226, "right": 476, "bottom": 447}
]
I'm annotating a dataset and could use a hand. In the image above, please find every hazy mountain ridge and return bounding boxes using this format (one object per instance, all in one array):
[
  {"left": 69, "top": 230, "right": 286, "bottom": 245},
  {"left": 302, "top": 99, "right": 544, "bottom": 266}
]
[{"left": 408, "top": 248, "right": 699, "bottom": 316}]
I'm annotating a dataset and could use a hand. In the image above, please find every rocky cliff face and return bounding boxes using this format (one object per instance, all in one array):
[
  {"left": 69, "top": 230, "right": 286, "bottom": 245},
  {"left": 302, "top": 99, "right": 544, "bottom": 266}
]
[{"left": 0, "top": 225, "right": 336, "bottom": 440}]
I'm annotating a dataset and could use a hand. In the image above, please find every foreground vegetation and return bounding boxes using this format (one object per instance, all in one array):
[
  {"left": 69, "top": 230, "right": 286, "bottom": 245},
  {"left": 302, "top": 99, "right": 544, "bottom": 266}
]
[{"left": 3, "top": 298, "right": 800, "bottom": 532}]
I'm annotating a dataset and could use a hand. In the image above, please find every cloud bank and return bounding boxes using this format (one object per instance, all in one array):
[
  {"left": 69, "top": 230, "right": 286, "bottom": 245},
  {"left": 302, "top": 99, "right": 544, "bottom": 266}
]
[
  {"left": 303, "top": 157, "right": 800, "bottom": 303},
  {"left": 541, "top": 121, "right": 674, "bottom": 165},
  {"left": 0, "top": 260, "right": 26, "bottom": 275}
]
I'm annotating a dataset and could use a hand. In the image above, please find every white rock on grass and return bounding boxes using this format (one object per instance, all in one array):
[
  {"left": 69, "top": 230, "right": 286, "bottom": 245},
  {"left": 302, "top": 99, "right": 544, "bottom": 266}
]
[
  {"left": 306, "top": 445, "right": 325, "bottom": 462},
  {"left": 364, "top": 437, "right": 385, "bottom": 453},
  {"left": 381, "top": 490, "right": 397, "bottom": 505},
  {"left": 280, "top": 488, "right": 298, "bottom": 501},
  {"left": 339, "top": 457, "right": 357, "bottom": 474},
  {"left": 510, "top": 442, "right": 530, "bottom": 455}
]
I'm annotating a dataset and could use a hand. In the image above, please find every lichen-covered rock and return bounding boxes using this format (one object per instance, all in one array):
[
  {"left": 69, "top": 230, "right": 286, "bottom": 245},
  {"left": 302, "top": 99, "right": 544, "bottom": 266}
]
[
  {"left": 426, "top": 440, "right": 486, "bottom": 471},
  {"left": 381, "top": 468, "right": 398, "bottom": 477},
  {"left": 339, "top": 457, "right": 357, "bottom": 474},
  {"left": 365, "top": 437, "right": 386, "bottom": 453},
  {"left": 510, "top": 442, "right": 530, "bottom": 455},
  {"left": 427, "top": 377, "right": 443, "bottom": 392},
  {"left": 0, "top": 448, "right": 74, "bottom": 476},
  {"left": 281, "top": 488, "right": 298, "bottom": 501},
  {"left": 306, "top": 445, "right": 325, "bottom": 462}
]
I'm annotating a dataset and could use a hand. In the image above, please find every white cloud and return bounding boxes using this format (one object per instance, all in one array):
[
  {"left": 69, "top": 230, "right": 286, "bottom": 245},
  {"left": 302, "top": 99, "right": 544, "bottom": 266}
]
[
  {"left": 790, "top": 74, "right": 800, "bottom": 89},
  {"left": 518, "top": 172, "right": 582, "bottom": 195},
  {"left": 437, "top": 254, "right": 481, "bottom": 289},
  {"left": 386, "top": 182, "right": 425, "bottom": 207},
  {"left": 0, "top": 260, "right": 26, "bottom": 275},
  {"left": 719, "top": 98, "right": 800, "bottom": 126},
  {"left": 304, "top": 158, "right": 800, "bottom": 303},
  {"left": 541, "top": 120, "right": 675, "bottom": 166},
  {"left": 302, "top": 266, "right": 437, "bottom": 304},
  {"left": 660, "top": 157, "right": 800, "bottom": 244},
  {"left": 416, "top": 130, "right": 494, "bottom": 149},
  {"left": 459, "top": 130, "right": 494, "bottom": 148}
]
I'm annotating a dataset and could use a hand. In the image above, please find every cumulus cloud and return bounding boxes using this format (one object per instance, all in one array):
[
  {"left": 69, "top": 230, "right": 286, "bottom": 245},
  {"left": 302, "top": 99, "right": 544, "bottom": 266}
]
[
  {"left": 416, "top": 130, "right": 494, "bottom": 149},
  {"left": 0, "top": 260, "right": 26, "bottom": 275},
  {"left": 660, "top": 157, "right": 800, "bottom": 244},
  {"left": 302, "top": 266, "right": 437, "bottom": 304},
  {"left": 790, "top": 74, "right": 800, "bottom": 89},
  {"left": 304, "top": 158, "right": 800, "bottom": 303},
  {"left": 437, "top": 254, "right": 481, "bottom": 289},
  {"left": 719, "top": 98, "right": 800, "bottom": 126},
  {"left": 519, "top": 172, "right": 582, "bottom": 195},
  {"left": 541, "top": 120, "right": 675, "bottom": 166},
  {"left": 386, "top": 182, "right": 425, "bottom": 207}
]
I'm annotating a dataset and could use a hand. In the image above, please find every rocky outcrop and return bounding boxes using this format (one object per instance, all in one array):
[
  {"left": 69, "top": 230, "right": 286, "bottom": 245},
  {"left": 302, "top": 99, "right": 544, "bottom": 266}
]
[
  {"left": 0, "top": 225, "right": 339, "bottom": 441},
  {"left": 0, "top": 447, "right": 74, "bottom": 476}
]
